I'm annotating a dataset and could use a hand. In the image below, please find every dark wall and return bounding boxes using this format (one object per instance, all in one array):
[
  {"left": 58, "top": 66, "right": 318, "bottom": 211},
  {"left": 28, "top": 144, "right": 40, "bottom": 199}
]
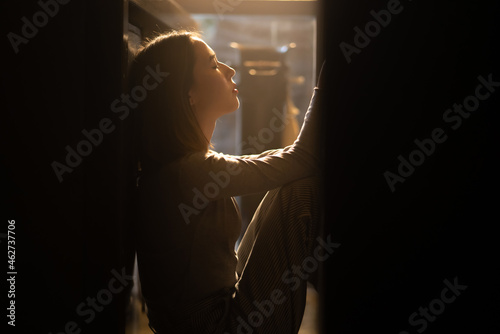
[
  {"left": 321, "top": 0, "right": 500, "bottom": 333},
  {"left": 2, "top": 1, "right": 135, "bottom": 333}
]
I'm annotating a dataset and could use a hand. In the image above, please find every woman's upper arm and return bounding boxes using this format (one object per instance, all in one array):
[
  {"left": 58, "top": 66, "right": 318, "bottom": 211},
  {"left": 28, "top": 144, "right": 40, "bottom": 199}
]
[{"left": 177, "top": 147, "right": 314, "bottom": 200}]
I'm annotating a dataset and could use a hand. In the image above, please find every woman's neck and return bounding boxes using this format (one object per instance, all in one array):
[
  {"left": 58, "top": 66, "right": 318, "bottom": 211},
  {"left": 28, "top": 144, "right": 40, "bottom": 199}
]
[{"left": 198, "top": 118, "right": 216, "bottom": 144}]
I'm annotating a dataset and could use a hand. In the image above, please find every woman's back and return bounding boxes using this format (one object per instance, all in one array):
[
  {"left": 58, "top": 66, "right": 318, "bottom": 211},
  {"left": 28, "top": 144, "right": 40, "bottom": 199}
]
[{"left": 136, "top": 155, "right": 241, "bottom": 311}]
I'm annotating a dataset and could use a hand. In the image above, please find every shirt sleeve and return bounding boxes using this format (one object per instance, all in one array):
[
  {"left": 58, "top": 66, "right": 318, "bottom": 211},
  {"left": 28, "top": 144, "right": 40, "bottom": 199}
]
[{"left": 176, "top": 87, "right": 322, "bottom": 200}]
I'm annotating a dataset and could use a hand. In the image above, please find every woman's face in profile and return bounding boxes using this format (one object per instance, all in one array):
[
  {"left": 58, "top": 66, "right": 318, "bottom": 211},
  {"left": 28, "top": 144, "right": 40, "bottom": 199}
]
[{"left": 189, "top": 37, "right": 240, "bottom": 119}]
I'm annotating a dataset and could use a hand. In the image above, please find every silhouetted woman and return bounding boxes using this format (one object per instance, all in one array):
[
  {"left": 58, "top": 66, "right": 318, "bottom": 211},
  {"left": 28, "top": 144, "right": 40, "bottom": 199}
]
[{"left": 129, "top": 30, "right": 324, "bottom": 334}]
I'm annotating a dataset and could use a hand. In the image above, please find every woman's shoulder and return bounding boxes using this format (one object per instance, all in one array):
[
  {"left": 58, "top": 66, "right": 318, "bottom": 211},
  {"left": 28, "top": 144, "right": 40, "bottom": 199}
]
[{"left": 173, "top": 150, "right": 243, "bottom": 183}]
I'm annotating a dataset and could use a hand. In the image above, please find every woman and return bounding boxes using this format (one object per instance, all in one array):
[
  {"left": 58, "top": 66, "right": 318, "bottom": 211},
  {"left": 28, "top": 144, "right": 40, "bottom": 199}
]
[{"left": 130, "top": 30, "right": 325, "bottom": 334}]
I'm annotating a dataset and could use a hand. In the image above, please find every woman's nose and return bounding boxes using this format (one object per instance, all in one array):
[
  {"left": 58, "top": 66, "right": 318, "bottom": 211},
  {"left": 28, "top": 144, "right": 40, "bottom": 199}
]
[
  {"left": 228, "top": 65, "right": 236, "bottom": 78},
  {"left": 222, "top": 62, "right": 236, "bottom": 78}
]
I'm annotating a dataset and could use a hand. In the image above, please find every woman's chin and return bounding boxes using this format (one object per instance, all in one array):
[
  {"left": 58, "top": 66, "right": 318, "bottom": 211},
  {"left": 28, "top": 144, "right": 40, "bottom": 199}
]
[
  {"left": 218, "top": 98, "right": 240, "bottom": 116},
  {"left": 229, "top": 98, "right": 240, "bottom": 113}
]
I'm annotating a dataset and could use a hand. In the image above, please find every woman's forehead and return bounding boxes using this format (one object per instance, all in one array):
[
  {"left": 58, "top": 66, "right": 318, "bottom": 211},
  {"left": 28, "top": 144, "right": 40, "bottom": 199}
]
[{"left": 192, "top": 38, "right": 215, "bottom": 58}]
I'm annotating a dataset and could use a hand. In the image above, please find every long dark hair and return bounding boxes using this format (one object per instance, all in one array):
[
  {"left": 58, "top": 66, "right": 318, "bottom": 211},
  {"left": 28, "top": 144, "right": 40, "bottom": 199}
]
[{"left": 129, "top": 30, "right": 208, "bottom": 172}]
